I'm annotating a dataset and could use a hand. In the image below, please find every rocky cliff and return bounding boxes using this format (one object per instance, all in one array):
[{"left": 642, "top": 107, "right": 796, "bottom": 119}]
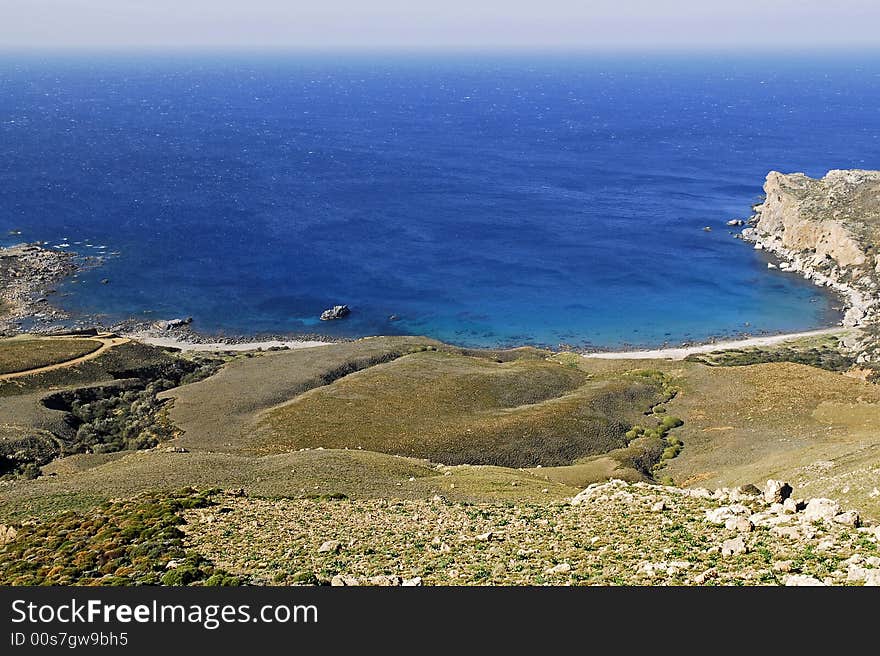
[{"left": 743, "top": 169, "right": 880, "bottom": 365}]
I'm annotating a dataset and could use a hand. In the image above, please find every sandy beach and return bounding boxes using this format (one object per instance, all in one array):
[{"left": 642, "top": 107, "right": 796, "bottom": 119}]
[
  {"left": 127, "top": 326, "right": 851, "bottom": 359},
  {"left": 582, "top": 327, "right": 847, "bottom": 361},
  {"left": 130, "top": 333, "right": 332, "bottom": 352}
]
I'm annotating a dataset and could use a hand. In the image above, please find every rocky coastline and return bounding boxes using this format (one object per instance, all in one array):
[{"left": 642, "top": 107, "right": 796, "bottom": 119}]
[
  {"left": 0, "top": 242, "right": 347, "bottom": 347},
  {"left": 6, "top": 169, "right": 879, "bottom": 360},
  {"left": 739, "top": 169, "right": 880, "bottom": 366},
  {"left": 0, "top": 243, "right": 81, "bottom": 335}
]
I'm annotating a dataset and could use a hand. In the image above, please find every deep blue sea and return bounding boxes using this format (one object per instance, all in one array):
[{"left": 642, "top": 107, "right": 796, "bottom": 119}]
[{"left": 2, "top": 53, "right": 878, "bottom": 348}]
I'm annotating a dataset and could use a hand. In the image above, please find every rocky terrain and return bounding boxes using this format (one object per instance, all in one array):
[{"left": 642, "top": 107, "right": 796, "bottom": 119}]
[
  {"left": 743, "top": 169, "right": 880, "bottom": 369},
  {"left": 0, "top": 244, "right": 80, "bottom": 333},
  {"left": 2, "top": 479, "right": 875, "bottom": 586},
  {"left": 179, "top": 479, "right": 879, "bottom": 586}
]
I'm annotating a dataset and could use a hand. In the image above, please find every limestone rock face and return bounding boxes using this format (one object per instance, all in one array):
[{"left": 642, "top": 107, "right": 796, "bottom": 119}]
[
  {"left": 757, "top": 169, "right": 880, "bottom": 267},
  {"left": 746, "top": 169, "right": 880, "bottom": 365}
]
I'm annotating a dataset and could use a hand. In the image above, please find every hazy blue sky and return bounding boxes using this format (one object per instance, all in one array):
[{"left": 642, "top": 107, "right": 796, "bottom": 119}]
[{"left": 0, "top": 0, "right": 877, "bottom": 51}]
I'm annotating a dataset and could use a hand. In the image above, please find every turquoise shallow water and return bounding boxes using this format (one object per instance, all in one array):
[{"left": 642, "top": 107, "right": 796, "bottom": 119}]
[{"left": 2, "top": 53, "right": 875, "bottom": 348}]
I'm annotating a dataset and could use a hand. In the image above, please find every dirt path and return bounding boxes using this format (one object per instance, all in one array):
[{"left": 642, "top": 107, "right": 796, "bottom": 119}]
[
  {"left": 582, "top": 327, "right": 846, "bottom": 361},
  {"left": 0, "top": 335, "right": 129, "bottom": 381}
]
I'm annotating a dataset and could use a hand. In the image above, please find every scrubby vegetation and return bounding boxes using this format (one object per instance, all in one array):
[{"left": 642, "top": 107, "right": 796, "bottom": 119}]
[
  {"left": 60, "top": 382, "right": 179, "bottom": 453},
  {"left": 0, "top": 489, "right": 242, "bottom": 586},
  {"left": 684, "top": 338, "right": 854, "bottom": 372},
  {"left": 39, "top": 354, "right": 223, "bottom": 457},
  {"left": 0, "top": 428, "right": 60, "bottom": 479},
  {"left": 0, "top": 348, "right": 227, "bottom": 480}
]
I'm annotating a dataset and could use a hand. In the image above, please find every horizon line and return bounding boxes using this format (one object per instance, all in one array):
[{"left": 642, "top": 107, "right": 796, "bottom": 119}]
[{"left": 2, "top": 44, "right": 880, "bottom": 57}]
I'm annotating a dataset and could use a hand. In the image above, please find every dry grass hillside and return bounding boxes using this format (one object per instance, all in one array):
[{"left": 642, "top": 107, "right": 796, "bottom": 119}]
[{"left": 2, "top": 333, "right": 880, "bottom": 586}]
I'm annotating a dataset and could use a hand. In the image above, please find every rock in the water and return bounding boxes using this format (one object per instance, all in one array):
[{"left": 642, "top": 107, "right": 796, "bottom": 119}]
[
  {"left": 320, "top": 305, "right": 351, "bottom": 321},
  {"left": 763, "top": 480, "right": 793, "bottom": 504},
  {"left": 154, "top": 317, "right": 193, "bottom": 330},
  {"left": 802, "top": 498, "right": 841, "bottom": 522},
  {"left": 726, "top": 219, "right": 745, "bottom": 227}
]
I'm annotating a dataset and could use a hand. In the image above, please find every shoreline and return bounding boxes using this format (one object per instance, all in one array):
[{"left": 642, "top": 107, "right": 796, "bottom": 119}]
[
  {"left": 130, "top": 332, "right": 332, "bottom": 352},
  {"left": 0, "top": 243, "right": 81, "bottom": 334},
  {"left": 130, "top": 326, "right": 852, "bottom": 359},
  {"left": 580, "top": 327, "right": 849, "bottom": 361},
  {"left": 0, "top": 241, "right": 857, "bottom": 359}
]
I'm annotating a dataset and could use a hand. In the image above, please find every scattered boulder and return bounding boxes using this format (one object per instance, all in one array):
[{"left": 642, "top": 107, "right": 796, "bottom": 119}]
[
  {"left": 721, "top": 536, "right": 748, "bottom": 557},
  {"left": 368, "top": 575, "right": 402, "bottom": 586},
  {"left": 763, "top": 480, "right": 793, "bottom": 504},
  {"left": 725, "top": 517, "right": 753, "bottom": 533},
  {"left": 833, "top": 511, "right": 860, "bottom": 528},
  {"left": 846, "top": 564, "right": 874, "bottom": 583},
  {"left": 318, "top": 540, "right": 342, "bottom": 554},
  {"left": 782, "top": 498, "right": 801, "bottom": 514},
  {"left": 693, "top": 568, "right": 718, "bottom": 584},
  {"left": 320, "top": 305, "right": 351, "bottom": 321},
  {"left": 783, "top": 574, "right": 825, "bottom": 587},
  {"left": 771, "top": 525, "right": 803, "bottom": 541},
  {"left": 330, "top": 575, "right": 360, "bottom": 586},
  {"left": 545, "top": 563, "right": 572, "bottom": 575},
  {"left": 705, "top": 507, "right": 734, "bottom": 525},
  {"left": 802, "top": 498, "right": 841, "bottom": 523},
  {"left": 0, "top": 525, "right": 17, "bottom": 545}
]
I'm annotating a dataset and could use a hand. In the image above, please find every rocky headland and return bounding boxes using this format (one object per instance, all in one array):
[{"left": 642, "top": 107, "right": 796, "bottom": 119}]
[
  {"left": 742, "top": 170, "right": 880, "bottom": 368},
  {"left": 0, "top": 243, "right": 80, "bottom": 334}
]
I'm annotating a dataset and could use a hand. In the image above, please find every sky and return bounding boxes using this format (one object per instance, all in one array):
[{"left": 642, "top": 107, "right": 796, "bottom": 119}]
[{"left": 0, "top": 0, "right": 878, "bottom": 51}]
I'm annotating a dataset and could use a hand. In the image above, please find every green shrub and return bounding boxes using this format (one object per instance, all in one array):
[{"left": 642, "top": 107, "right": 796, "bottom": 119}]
[
  {"left": 660, "top": 416, "right": 684, "bottom": 431},
  {"left": 0, "top": 490, "right": 241, "bottom": 586}
]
